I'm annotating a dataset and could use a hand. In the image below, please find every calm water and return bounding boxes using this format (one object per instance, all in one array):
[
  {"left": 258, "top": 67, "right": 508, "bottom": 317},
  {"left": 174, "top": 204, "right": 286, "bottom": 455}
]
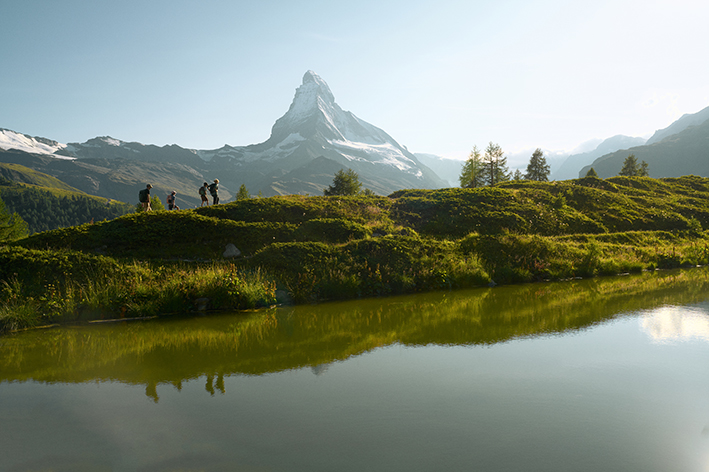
[{"left": 1, "top": 269, "right": 709, "bottom": 472}]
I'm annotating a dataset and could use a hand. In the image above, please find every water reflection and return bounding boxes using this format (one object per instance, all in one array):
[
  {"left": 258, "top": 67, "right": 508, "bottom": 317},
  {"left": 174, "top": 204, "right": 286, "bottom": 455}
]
[
  {"left": 640, "top": 305, "right": 709, "bottom": 343},
  {"left": 2, "top": 268, "right": 709, "bottom": 403}
]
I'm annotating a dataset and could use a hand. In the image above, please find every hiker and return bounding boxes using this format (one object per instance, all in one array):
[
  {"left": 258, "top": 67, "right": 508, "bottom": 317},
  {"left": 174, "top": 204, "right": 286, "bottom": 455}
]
[
  {"left": 199, "top": 182, "right": 209, "bottom": 207},
  {"left": 167, "top": 191, "right": 179, "bottom": 210},
  {"left": 208, "top": 179, "right": 219, "bottom": 205},
  {"left": 138, "top": 184, "right": 152, "bottom": 211}
]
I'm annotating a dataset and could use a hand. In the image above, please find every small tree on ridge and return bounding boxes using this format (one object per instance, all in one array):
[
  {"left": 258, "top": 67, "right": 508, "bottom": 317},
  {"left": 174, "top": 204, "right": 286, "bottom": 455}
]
[{"left": 324, "top": 168, "right": 362, "bottom": 196}]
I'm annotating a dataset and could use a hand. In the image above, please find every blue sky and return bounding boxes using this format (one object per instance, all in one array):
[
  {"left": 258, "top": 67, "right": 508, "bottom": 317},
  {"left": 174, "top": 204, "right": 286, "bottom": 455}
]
[{"left": 2, "top": 0, "right": 709, "bottom": 165}]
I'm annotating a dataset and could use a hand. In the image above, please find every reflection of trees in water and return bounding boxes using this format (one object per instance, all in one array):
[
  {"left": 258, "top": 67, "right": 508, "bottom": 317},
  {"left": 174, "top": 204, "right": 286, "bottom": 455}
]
[
  {"left": 205, "top": 373, "right": 226, "bottom": 396},
  {"left": 2, "top": 268, "right": 709, "bottom": 402},
  {"left": 311, "top": 363, "right": 331, "bottom": 376}
]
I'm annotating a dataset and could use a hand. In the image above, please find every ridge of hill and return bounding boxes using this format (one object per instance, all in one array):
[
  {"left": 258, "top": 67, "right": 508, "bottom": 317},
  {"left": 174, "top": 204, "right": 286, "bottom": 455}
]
[
  {"left": 552, "top": 135, "right": 647, "bottom": 180},
  {"left": 0, "top": 163, "right": 133, "bottom": 233},
  {"left": 0, "top": 71, "right": 447, "bottom": 201},
  {"left": 16, "top": 175, "right": 709, "bottom": 258},
  {"left": 646, "top": 105, "right": 709, "bottom": 145},
  {"left": 5, "top": 175, "right": 709, "bottom": 332},
  {"left": 0, "top": 162, "right": 83, "bottom": 192},
  {"left": 580, "top": 118, "right": 709, "bottom": 178}
]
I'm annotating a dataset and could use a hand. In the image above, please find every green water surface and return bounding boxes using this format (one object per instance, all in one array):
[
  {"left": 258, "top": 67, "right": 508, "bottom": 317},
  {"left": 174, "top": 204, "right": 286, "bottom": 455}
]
[{"left": 1, "top": 269, "right": 709, "bottom": 471}]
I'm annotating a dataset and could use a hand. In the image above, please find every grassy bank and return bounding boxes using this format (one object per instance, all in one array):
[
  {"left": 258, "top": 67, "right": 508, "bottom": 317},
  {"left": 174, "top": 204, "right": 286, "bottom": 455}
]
[
  {"left": 3, "top": 175, "right": 709, "bottom": 333},
  {"left": 0, "top": 247, "right": 277, "bottom": 333}
]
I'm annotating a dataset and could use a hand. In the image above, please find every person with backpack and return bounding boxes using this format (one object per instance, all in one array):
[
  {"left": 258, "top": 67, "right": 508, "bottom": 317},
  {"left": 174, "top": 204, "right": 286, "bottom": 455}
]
[
  {"left": 138, "top": 184, "right": 152, "bottom": 211},
  {"left": 166, "top": 190, "right": 179, "bottom": 210},
  {"left": 208, "top": 179, "right": 219, "bottom": 205},
  {"left": 199, "top": 182, "right": 209, "bottom": 207}
]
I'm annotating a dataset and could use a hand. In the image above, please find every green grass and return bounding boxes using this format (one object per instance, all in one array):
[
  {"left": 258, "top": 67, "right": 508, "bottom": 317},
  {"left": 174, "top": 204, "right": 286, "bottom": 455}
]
[
  {"left": 0, "top": 247, "right": 278, "bottom": 333},
  {"left": 5, "top": 175, "right": 709, "bottom": 333}
]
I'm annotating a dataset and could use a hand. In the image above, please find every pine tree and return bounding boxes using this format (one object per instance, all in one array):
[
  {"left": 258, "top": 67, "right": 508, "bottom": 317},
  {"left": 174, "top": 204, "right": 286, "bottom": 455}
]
[
  {"left": 619, "top": 154, "right": 639, "bottom": 176},
  {"left": 459, "top": 146, "right": 485, "bottom": 188},
  {"left": 0, "top": 196, "right": 28, "bottom": 242},
  {"left": 236, "top": 184, "right": 250, "bottom": 200},
  {"left": 324, "top": 168, "right": 362, "bottom": 196},
  {"left": 585, "top": 167, "right": 598, "bottom": 177},
  {"left": 482, "top": 142, "right": 510, "bottom": 186},
  {"left": 524, "top": 148, "right": 550, "bottom": 181},
  {"left": 639, "top": 161, "right": 650, "bottom": 177}
]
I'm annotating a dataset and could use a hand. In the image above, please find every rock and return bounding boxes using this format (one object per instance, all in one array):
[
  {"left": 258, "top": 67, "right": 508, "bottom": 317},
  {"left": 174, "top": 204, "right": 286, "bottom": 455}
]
[
  {"left": 194, "top": 298, "right": 210, "bottom": 311},
  {"left": 223, "top": 244, "right": 241, "bottom": 258}
]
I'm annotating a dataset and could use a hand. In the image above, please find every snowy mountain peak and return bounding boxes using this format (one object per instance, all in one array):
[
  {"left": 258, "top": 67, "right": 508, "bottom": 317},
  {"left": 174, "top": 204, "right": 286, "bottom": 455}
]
[
  {"left": 245, "top": 70, "right": 449, "bottom": 189},
  {"left": 282, "top": 70, "right": 336, "bottom": 125},
  {"left": 301, "top": 70, "right": 335, "bottom": 104},
  {"left": 0, "top": 128, "right": 73, "bottom": 159}
]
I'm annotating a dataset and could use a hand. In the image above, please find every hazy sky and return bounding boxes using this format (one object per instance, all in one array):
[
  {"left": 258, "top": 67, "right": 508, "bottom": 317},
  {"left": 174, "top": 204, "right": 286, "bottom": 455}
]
[{"left": 2, "top": 0, "right": 709, "bottom": 162}]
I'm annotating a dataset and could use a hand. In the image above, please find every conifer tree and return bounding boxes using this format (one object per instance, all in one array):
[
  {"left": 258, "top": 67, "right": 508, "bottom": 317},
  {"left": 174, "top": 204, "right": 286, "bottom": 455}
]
[
  {"left": 459, "top": 146, "right": 485, "bottom": 188},
  {"left": 619, "top": 154, "right": 639, "bottom": 176},
  {"left": 585, "top": 167, "right": 598, "bottom": 177},
  {"left": 639, "top": 161, "right": 650, "bottom": 177},
  {"left": 619, "top": 154, "right": 650, "bottom": 177},
  {"left": 324, "top": 168, "right": 362, "bottom": 196},
  {"left": 0, "top": 196, "right": 28, "bottom": 242},
  {"left": 236, "top": 184, "right": 250, "bottom": 200},
  {"left": 524, "top": 148, "right": 550, "bottom": 181},
  {"left": 482, "top": 142, "right": 510, "bottom": 186}
]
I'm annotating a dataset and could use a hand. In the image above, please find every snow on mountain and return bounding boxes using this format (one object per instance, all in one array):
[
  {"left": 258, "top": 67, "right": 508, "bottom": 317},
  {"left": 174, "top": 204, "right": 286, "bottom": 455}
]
[
  {"left": 205, "top": 70, "right": 436, "bottom": 187},
  {"left": 1, "top": 71, "right": 447, "bottom": 196},
  {"left": 0, "top": 128, "right": 74, "bottom": 159}
]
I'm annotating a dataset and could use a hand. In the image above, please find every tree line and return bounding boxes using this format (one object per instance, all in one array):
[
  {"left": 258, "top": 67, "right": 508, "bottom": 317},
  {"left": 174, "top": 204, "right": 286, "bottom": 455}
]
[
  {"left": 459, "top": 143, "right": 650, "bottom": 187},
  {"left": 0, "top": 179, "right": 132, "bottom": 234},
  {"left": 459, "top": 143, "right": 551, "bottom": 188}
]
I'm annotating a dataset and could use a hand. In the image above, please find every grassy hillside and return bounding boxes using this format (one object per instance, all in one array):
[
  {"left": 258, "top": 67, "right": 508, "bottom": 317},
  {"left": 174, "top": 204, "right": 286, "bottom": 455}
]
[
  {"left": 0, "top": 162, "right": 82, "bottom": 191},
  {"left": 4, "top": 175, "right": 709, "bottom": 333},
  {"left": 0, "top": 167, "right": 133, "bottom": 233}
]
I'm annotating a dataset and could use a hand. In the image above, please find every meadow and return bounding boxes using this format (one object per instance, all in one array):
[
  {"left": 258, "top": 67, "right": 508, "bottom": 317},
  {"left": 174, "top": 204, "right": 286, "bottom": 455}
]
[{"left": 3, "top": 175, "right": 709, "bottom": 333}]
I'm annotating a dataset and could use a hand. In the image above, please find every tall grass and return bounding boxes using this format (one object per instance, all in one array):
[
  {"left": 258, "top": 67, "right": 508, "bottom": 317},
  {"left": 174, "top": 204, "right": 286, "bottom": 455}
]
[{"left": 0, "top": 260, "right": 277, "bottom": 333}]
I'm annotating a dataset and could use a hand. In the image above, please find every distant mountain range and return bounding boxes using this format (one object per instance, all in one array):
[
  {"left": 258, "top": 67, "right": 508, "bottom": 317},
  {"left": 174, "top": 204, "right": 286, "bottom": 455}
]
[
  {"left": 580, "top": 111, "right": 709, "bottom": 178},
  {"left": 2, "top": 73, "right": 709, "bottom": 203},
  {"left": 552, "top": 135, "right": 648, "bottom": 180},
  {"left": 0, "top": 71, "right": 446, "bottom": 206}
]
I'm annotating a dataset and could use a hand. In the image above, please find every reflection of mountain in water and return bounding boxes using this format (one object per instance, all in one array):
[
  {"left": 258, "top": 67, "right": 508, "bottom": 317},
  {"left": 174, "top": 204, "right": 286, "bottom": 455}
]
[
  {"left": 2, "top": 268, "right": 709, "bottom": 401},
  {"left": 640, "top": 305, "right": 709, "bottom": 343}
]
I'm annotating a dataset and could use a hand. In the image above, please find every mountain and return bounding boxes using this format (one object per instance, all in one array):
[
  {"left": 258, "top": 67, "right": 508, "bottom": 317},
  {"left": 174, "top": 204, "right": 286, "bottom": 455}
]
[
  {"left": 0, "top": 71, "right": 447, "bottom": 201},
  {"left": 0, "top": 128, "right": 69, "bottom": 156},
  {"left": 0, "top": 146, "right": 213, "bottom": 208},
  {"left": 552, "top": 135, "right": 647, "bottom": 180},
  {"left": 0, "top": 162, "right": 133, "bottom": 233},
  {"left": 414, "top": 153, "right": 464, "bottom": 187},
  {"left": 645, "top": 105, "right": 709, "bottom": 145},
  {"left": 0, "top": 162, "right": 82, "bottom": 191},
  {"left": 579, "top": 118, "right": 709, "bottom": 178},
  {"left": 191, "top": 71, "right": 447, "bottom": 195}
]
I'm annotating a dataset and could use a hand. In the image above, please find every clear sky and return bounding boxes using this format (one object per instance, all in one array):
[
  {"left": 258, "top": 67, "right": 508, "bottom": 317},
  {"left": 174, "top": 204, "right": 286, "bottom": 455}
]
[{"left": 2, "top": 0, "right": 709, "bottom": 164}]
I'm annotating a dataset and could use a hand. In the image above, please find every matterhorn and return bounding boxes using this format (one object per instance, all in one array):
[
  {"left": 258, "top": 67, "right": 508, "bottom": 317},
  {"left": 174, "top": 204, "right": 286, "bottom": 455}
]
[
  {"left": 198, "top": 71, "right": 447, "bottom": 195},
  {"left": 0, "top": 71, "right": 447, "bottom": 203}
]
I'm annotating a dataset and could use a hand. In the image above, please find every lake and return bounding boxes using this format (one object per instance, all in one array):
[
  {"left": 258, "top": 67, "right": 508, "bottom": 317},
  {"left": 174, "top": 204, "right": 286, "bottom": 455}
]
[{"left": 1, "top": 269, "right": 709, "bottom": 471}]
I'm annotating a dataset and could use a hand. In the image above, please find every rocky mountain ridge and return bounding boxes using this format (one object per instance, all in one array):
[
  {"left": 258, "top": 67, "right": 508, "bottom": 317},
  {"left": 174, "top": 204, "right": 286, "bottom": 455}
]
[{"left": 0, "top": 71, "right": 447, "bottom": 202}]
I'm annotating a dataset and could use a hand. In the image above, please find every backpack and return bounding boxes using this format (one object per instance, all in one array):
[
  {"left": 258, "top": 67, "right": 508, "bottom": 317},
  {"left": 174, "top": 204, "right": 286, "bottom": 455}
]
[
  {"left": 138, "top": 188, "right": 149, "bottom": 203},
  {"left": 198, "top": 186, "right": 206, "bottom": 196},
  {"left": 208, "top": 183, "right": 217, "bottom": 194},
  {"left": 167, "top": 194, "right": 174, "bottom": 205}
]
